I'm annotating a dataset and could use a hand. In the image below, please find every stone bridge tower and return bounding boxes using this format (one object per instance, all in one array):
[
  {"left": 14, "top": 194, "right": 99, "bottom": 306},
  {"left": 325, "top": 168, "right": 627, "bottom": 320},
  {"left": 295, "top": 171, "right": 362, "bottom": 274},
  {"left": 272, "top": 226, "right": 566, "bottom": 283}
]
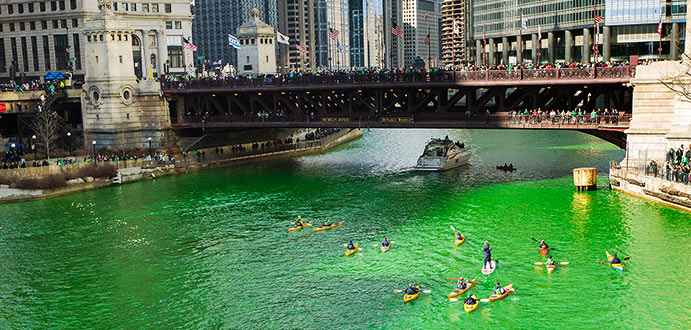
[{"left": 80, "top": 2, "right": 172, "bottom": 152}]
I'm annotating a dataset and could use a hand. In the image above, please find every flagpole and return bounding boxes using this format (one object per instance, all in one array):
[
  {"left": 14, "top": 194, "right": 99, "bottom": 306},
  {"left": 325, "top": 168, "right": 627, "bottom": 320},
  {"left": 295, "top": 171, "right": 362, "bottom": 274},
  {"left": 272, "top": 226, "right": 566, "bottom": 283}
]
[
  {"left": 659, "top": 16, "right": 663, "bottom": 60},
  {"left": 483, "top": 24, "right": 487, "bottom": 67},
  {"left": 537, "top": 24, "right": 541, "bottom": 65},
  {"left": 593, "top": 4, "right": 598, "bottom": 62},
  {"left": 328, "top": 28, "right": 332, "bottom": 72},
  {"left": 227, "top": 33, "right": 232, "bottom": 76},
  {"left": 519, "top": 8, "right": 523, "bottom": 66},
  {"left": 427, "top": 17, "right": 431, "bottom": 70}
]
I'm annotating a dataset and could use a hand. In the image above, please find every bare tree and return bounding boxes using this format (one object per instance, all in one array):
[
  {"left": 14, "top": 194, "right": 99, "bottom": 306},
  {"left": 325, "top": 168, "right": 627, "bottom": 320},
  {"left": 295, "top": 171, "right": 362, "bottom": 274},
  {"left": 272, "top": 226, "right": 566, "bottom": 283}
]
[
  {"left": 30, "top": 111, "right": 61, "bottom": 160},
  {"left": 659, "top": 52, "right": 691, "bottom": 102}
]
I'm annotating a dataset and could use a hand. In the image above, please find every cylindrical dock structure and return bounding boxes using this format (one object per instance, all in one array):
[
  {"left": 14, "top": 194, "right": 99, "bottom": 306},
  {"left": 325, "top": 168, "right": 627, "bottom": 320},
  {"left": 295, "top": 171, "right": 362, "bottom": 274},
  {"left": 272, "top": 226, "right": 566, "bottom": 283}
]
[{"left": 573, "top": 167, "right": 597, "bottom": 191}]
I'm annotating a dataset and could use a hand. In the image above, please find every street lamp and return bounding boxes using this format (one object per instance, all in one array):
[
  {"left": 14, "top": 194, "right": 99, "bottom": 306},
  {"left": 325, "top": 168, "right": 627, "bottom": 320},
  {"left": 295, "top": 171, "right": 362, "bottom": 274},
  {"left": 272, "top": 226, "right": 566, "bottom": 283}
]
[
  {"left": 92, "top": 140, "right": 97, "bottom": 160},
  {"left": 147, "top": 137, "right": 152, "bottom": 156},
  {"left": 66, "top": 132, "right": 72, "bottom": 155},
  {"left": 32, "top": 135, "right": 37, "bottom": 160}
]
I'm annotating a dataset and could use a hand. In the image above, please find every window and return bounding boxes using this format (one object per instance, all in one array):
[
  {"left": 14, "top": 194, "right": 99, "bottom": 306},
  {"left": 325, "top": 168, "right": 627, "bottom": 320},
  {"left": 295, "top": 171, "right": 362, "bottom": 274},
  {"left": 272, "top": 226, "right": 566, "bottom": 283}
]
[
  {"left": 175, "top": 21, "right": 182, "bottom": 29},
  {"left": 150, "top": 54, "right": 156, "bottom": 69},
  {"left": 52, "top": 20, "right": 58, "bottom": 29},
  {"left": 246, "top": 56, "right": 250, "bottom": 63},
  {"left": 123, "top": 3, "right": 128, "bottom": 11},
  {"left": 40, "top": 2, "right": 46, "bottom": 12},
  {"left": 30, "top": 22, "right": 35, "bottom": 30},
  {"left": 61, "top": 19, "right": 67, "bottom": 28},
  {"left": 9, "top": 23, "right": 14, "bottom": 32},
  {"left": 21, "top": 37, "right": 29, "bottom": 72},
  {"left": 167, "top": 46, "right": 183, "bottom": 68},
  {"left": 113, "top": 2, "right": 117, "bottom": 10},
  {"left": 7, "top": 4, "right": 13, "bottom": 14},
  {"left": 165, "top": 21, "right": 173, "bottom": 29},
  {"left": 152, "top": 4, "right": 159, "bottom": 12},
  {"left": 18, "top": 4, "right": 24, "bottom": 14},
  {"left": 73, "top": 33, "right": 80, "bottom": 69},
  {"left": 20, "top": 23, "right": 25, "bottom": 31},
  {"left": 0, "top": 39, "right": 5, "bottom": 72},
  {"left": 54, "top": 34, "right": 68, "bottom": 70},
  {"left": 72, "top": 19, "right": 78, "bottom": 28},
  {"left": 131, "top": 3, "right": 136, "bottom": 11},
  {"left": 51, "top": 1, "right": 57, "bottom": 11},
  {"left": 42, "top": 21, "right": 47, "bottom": 29},
  {"left": 165, "top": 4, "right": 171, "bottom": 13},
  {"left": 142, "top": 4, "right": 149, "bottom": 12},
  {"left": 119, "top": 55, "right": 122, "bottom": 63},
  {"left": 59, "top": 1, "right": 65, "bottom": 10},
  {"left": 31, "top": 37, "right": 39, "bottom": 71},
  {"left": 70, "top": 0, "right": 76, "bottom": 10}
]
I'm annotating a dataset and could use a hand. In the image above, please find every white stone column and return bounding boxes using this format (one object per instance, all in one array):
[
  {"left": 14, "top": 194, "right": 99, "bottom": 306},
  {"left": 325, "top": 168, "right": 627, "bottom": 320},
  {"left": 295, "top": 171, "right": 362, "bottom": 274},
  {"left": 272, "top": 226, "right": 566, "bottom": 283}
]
[
  {"left": 686, "top": 0, "right": 691, "bottom": 55},
  {"left": 157, "top": 29, "right": 167, "bottom": 76},
  {"left": 138, "top": 30, "right": 148, "bottom": 79}
]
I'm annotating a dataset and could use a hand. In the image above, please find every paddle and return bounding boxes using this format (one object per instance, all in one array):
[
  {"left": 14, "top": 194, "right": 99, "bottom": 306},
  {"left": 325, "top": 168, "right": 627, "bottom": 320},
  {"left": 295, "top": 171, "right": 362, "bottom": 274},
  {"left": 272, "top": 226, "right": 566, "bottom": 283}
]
[
  {"left": 394, "top": 286, "right": 429, "bottom": 294},
  {"left": 598, "top": 257, "right": 630, "bottom": 265},
  {"left": 445, "top": 277, "right": 480, "bottom": 284},
  {"left": 371, "top": 241, "right": 395, "bottom": 247},
  {"left": 450, "top": 225, "right": 457, "bottom": 232},
  {"left": 531, "top": 237, "right": 556, "bottom": 250},
  {"left": 534, "top": 261, "right": 569, "bottom": 265}
]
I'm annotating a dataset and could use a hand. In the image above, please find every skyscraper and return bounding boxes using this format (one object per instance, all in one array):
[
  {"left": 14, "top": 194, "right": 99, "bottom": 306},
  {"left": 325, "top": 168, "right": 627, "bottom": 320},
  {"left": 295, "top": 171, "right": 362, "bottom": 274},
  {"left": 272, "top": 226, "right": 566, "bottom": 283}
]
[
  {"left": 440, "top": 0, "right": 466, "bottom": 67},
  {"left": 382, "top": 0, "right": 404, "bottom": 68},
  {"left": 315, "top": 0, "right": 350, "bottom": 70},
  {"left": 402, "top": 0, "right": 439, "bottom": 67},
  {"left": 277, "top": 0, "right": 316, "bottom": 72},
  {"left": 191, "top": 0, "right": 278, "bottom": 69},
  {"left": 349, "top": 0, "right": 365, "bottom": 68}
]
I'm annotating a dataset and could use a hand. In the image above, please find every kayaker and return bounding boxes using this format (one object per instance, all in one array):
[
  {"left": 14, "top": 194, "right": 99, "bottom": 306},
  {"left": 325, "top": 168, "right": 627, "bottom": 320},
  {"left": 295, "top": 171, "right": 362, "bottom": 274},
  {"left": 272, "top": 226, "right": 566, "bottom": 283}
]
[
  {"left": 295, "top": 216, "right": 304, "bottom": 227},
  {"left": 455, "top": 232, "right": 463, "bottom": 240},
  {"left": 538, "top": 240, "right": 549, "bottom": 249},
  {"left": 494, "top": 282, "right": 505, "bottom": 295},
  {"left": 503, "top": 163, "right": 508, "bottom": 168},
  {"left": 546, "top": 256, "right": 555, "bottom": 265},
  {"left": 509, "top": 163, "right": 514, "bottom": 169},
  {"left": 464, "top": 295, "right": 476, "bottom": 305},
  {"left": 347, "top": 241, "right": 355, "bottom": 250},
  {"left": 610, "top": 254, "right": 621, "bottom": 264},
  {"left": 457, "top": 278, "right": 467, "bottom": 290},
  {"left": 381, "top": 237, "right": 390, "bottom": 247},
  {"left": 482, "top": 241, "right": 492, "bottom": 268},
  {"left": 405, "top": 284, "right": 418, "bottom": 295}
]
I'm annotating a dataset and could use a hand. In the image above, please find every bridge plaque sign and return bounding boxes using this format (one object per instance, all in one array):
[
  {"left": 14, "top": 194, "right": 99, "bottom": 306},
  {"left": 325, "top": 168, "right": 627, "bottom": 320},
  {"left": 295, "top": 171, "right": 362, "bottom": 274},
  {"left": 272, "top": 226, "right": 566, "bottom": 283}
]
[
  {"left": 321, "top": 117, "right": 351, "bottom": 122},
  {"left": 381, "top": 117, "right": 414, "bottom": 123}
]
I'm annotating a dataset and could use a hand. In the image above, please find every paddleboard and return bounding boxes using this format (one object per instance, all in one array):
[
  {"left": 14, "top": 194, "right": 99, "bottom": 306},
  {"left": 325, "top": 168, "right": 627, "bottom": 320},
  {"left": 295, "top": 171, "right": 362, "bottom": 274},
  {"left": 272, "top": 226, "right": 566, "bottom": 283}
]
[{"left": 481, "top": 260, "right": 496, "bottom": 275}]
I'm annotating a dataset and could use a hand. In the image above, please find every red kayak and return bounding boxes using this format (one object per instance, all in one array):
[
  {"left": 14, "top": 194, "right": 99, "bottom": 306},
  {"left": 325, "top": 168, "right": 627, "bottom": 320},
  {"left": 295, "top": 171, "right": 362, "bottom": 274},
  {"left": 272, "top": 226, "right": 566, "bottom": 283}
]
[{"left": 539, "top": 246, "right": 549, "bottom": 257}]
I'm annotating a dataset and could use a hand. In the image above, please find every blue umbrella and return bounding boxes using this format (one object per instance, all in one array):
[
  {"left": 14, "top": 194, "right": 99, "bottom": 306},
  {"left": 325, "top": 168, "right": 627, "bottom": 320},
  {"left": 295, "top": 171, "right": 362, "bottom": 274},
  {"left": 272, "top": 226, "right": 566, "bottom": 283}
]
[{"left": 5, "top": 142, "right": 22, "bottom": 148}]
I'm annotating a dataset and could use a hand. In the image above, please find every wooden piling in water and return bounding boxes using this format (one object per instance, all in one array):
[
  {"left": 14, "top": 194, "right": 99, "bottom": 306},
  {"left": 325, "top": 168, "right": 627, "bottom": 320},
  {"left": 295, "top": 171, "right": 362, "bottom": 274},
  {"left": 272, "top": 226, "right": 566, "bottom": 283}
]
[{"left": 574, "top": 167, "right": 597, "bottom": 191}]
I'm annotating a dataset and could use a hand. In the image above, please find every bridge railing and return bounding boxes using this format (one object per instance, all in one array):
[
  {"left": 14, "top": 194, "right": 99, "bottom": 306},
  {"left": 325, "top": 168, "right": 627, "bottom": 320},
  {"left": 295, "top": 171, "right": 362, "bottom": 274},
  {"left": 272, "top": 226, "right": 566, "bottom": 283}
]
[{"left": 161, "top": 66, "right": 634, "bottom": 91}]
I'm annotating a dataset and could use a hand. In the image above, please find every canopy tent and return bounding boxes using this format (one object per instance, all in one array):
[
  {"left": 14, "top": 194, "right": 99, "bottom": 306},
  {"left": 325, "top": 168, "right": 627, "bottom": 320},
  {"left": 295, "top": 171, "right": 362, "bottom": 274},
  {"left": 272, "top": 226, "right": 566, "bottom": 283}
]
[
  {"left": 5, "top": 142, "right": 22, "bottom": 148},
  {"left": 44, "top": 72, "right": 66, "bottom": 80}
]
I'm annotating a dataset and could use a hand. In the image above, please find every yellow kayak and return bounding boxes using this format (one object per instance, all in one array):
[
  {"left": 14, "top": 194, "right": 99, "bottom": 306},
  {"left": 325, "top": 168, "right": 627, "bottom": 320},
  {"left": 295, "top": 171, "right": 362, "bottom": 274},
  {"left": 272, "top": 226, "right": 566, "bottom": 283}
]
[
  {"left": 345, "top": 243, "right": 358, "bottom": 257},
  {"left": 288, "top": 221, "right": 311, "bottom": 232},
  {"left": 381, "top": 244, "right": 391, "bottom": 253},
  {"left": 464, "top": 295, "right": 479, "bottom": 313},
  {"left": 403, "top": 286, "right": 420, "bottom": 303},
  {"left": 454, "top": 236, "right": 465, "bottom": 246},
  {"left": 448, "top": 277, "right": 476, "bottom": 299},
  {"left": 546, "top": 263, "right": 556, "bottom": 274},
  {"left": 606, "top": 251, "right": 624, "bottom": 272},
  {"left": 312, "top": 221, "right": 345, "bottom": 232}
]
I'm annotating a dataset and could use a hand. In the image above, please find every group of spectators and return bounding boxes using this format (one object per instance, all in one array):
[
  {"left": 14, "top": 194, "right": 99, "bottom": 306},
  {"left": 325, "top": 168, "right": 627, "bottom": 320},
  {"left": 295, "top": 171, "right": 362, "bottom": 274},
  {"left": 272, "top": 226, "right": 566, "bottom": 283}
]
[
  {"left": 508, "top": 108, "right": 621, "bottom": 125},
  {"left": 646, "top": 145, "right": 691, "bottom": 184}
]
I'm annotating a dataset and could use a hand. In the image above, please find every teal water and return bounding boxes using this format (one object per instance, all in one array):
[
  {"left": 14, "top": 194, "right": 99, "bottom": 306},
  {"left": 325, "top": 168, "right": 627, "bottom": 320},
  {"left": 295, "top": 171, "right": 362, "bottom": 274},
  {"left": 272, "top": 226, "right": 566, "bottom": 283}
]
[{"left": 0, "top": 129, "right": 689, "bottom": 329}]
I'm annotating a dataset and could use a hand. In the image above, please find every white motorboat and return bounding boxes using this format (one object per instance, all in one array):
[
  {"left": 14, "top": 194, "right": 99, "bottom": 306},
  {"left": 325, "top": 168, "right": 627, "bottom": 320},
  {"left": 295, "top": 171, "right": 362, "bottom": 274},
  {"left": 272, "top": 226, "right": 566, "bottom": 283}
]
[{"left": 414, "top": 137, "right": 471, "bottom": 171}]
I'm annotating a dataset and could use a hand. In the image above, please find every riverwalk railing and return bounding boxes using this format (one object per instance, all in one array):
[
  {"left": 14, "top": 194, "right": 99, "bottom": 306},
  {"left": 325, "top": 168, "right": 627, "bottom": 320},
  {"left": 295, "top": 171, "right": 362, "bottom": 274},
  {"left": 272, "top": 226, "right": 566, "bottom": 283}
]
[{"left": 162, "top": 66, "right": 635, "bottom": 91}]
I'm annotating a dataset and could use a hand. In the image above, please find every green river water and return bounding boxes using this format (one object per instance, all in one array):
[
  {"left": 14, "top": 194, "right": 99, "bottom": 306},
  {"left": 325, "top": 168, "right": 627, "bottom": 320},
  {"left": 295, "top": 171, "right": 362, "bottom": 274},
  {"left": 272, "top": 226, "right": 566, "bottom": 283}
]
[{"left": 0, "top": 129, "right": 690, "bottom": 329}]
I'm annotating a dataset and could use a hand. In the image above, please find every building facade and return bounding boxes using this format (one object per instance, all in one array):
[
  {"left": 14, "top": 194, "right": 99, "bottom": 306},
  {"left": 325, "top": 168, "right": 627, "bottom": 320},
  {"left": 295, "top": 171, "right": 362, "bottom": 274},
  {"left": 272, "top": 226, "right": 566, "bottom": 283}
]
[
  {"left": 471, "top": 0, "right": 687, "bottom": 66},
  {"left": 382, "top": 0, "right": 404, "bottom": 68},
  {"left": 0, "top": 0, "right": 194, "bottom": 83},
  {"left": 440, "top": 0, "right": 466, "bottom": 67},
  {"left": 315, "top": 0, "right": 350, "bottom": 70},
  {"left": 364, "top": 1, "right": 382, "bottom": 68},
  {"left": 349, "top": 0, "right": 365, "bottom": 68},
  {"left": 402, "top": 0, "right": 439, "bottom": 67},
  {"left": 191, "top": 0, "right": 277, "bottom": 69},
  {"left": 277, "top": 0, "right": 316, "bottom": 72},
  {"left": 236, "top": 9, "right": 277, "bottom": 75}
]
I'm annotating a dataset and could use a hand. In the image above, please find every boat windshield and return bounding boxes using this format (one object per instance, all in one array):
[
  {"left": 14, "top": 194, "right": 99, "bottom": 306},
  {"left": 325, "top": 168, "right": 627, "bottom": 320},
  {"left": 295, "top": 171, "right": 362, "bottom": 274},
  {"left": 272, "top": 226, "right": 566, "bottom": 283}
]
[{"left": 423, "top": 144, "right": 448, "bottom": 156}]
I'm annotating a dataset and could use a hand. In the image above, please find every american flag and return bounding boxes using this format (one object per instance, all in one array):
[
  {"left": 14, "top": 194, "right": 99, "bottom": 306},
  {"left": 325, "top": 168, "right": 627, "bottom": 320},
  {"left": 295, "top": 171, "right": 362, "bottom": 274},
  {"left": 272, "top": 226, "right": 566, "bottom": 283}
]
[
  {"left": 657, "top": 17, "right": 662, "bottom": 34},
  {"left": 296, "top": 41, "right": 307, "bottom": 53},
  {"left": 183, "top": 37, "right": 197, "bottom": 51},
  {"left": 424, "top": 32, "right": 430, "bottom": 46},
  {"left": 424, "top": 12, "right": 429, "bottom": 20},
  {"left": 392, "top": 23, "right": 403, "bottom": 37},
  {"left": 329, "top": 27, "right": 340, "bottom": 40},
  {"left": 594, "top": 15, "right": 603, "bottom": 26}
]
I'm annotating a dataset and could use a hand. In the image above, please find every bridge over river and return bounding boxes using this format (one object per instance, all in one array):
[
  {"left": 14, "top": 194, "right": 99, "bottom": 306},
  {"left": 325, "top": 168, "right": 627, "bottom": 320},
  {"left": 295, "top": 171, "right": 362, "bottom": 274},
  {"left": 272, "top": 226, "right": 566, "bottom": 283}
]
[{"left": 163, "top": 66, "right": 635, "bottom": 148}]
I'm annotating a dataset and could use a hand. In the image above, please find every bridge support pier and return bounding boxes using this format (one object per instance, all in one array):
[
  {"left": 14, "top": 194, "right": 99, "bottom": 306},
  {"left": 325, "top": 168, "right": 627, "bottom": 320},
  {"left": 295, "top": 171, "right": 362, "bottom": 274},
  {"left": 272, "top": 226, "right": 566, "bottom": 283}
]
[
  {"left": 564, "top": 30, "right": 572, "bottom": 63},
  {"left": 489, "top": 39, "right": 495, "bottom": 66}
]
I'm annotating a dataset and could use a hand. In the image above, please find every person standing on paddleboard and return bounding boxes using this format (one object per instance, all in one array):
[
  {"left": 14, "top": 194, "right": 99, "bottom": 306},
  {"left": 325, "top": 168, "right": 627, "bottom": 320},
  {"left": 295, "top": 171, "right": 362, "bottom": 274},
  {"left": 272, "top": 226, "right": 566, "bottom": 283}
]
[{"left": 482, "top": 241, "right": 492, "bottom": 268}]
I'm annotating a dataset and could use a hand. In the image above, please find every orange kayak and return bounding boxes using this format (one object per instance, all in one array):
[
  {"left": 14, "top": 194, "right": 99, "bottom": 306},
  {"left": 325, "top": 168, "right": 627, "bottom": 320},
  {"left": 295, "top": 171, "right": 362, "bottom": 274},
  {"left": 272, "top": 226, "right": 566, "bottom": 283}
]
[{"left": 488, "top": 284, "right": 513, "bottom": 302}]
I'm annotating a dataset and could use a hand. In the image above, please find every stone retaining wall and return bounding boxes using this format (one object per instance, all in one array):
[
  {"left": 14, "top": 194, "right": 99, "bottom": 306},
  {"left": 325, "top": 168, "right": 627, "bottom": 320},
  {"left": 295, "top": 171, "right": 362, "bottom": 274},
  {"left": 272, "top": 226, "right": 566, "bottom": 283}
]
[{"left": 610, "top": 167, "right": 691, "bottom": 212}]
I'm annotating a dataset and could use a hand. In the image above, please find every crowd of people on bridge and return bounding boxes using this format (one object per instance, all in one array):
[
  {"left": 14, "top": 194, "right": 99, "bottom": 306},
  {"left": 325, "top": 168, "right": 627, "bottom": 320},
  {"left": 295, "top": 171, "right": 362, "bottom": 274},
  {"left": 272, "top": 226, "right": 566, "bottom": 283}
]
[
  {"left": 647, "top": 145, "right": 691, "bottom": 185},
  {"left": 507, "top": 108, "right": 621, "bottom": 125}
]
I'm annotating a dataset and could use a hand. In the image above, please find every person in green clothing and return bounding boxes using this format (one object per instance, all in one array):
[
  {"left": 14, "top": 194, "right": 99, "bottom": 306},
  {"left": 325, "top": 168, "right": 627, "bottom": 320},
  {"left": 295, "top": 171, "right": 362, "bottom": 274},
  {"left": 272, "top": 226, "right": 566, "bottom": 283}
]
[{"left": 591, "top": 110, "right": 597, "bottom": 124}]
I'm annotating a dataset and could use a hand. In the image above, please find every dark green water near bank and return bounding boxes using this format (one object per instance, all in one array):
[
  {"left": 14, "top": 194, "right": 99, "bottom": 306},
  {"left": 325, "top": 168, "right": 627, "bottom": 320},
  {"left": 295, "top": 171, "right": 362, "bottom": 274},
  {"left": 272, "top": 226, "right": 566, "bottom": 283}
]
[{"left": 1, "top": 129, "right": 689, "bottom": 329}]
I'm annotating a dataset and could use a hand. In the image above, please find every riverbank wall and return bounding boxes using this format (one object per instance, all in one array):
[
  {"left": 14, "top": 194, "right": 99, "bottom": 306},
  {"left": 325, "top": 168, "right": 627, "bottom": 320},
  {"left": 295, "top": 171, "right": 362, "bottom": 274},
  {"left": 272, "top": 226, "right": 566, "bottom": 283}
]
[
  {"left": 610, "top": 167, "right": 691, "bottom": 212},
  {"left": 0, "top": 128, "right": 362, "bottom": 203}
]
